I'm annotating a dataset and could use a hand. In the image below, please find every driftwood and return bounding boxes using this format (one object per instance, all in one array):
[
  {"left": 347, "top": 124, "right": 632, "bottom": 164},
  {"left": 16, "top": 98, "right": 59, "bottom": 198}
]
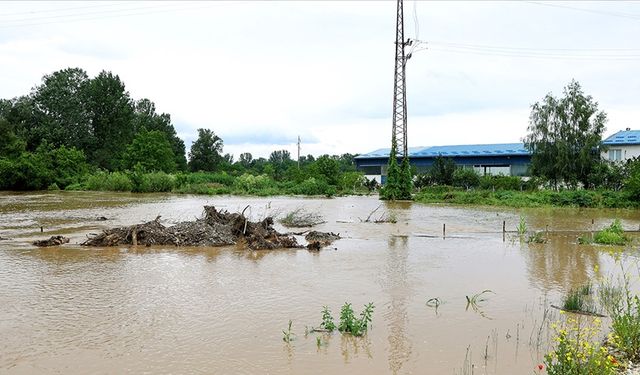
[
  {"left": 305, "top": 231, "right": 340, "bottom": 250},
  {"left": 550, "top": 304, "right": 607, "bottom": 318},
  {"left": 82, "top": 206, "right": 303, "bottom": 251},
  {"left": 33, "top": 235, "right": 70, "bottom": 247}
]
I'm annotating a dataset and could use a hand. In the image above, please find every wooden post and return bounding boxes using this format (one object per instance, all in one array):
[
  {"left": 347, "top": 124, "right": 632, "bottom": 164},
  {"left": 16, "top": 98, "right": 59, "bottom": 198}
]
[
  {"left": 443, "top": 223, "right": 446, "bottom": 239},
  {"left": 40, "top": 226, "right": 43, "bottom": 233},
  {"left": 132, "top": 229, "right": 138, "bottom": 246},
  {"left": 503, "top": 221, "right": 506, "bottom": 234}
]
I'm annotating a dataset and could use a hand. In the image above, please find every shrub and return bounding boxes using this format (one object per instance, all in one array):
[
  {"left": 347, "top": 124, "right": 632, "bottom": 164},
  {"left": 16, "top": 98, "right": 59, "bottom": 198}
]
[
  {"left": 453, "top": 168, "right": 480, "bottom": 189},
  {"left": 85, "top": 171, "right": 133, "bottom": 192},
  {"left": 479, "top": 175, "right": 522, "bottom": 191},
  {"left": 593, "top": 219, "right": 627, "bottom": 246},
  {"left": 233, "top": 173, "right": 273, "bottom": 193},
  {"left": 139, "top": 172, "right": 175, "bottom": 192}
]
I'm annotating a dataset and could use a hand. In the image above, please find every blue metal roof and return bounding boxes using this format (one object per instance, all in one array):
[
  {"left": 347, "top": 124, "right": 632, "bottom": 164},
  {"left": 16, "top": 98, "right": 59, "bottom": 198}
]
[
  {"left": 603, "top": 130, "right": 640, "bottom": 145},
  {"left": 355, "top": 143, "right": 528, "bottom": 159}
]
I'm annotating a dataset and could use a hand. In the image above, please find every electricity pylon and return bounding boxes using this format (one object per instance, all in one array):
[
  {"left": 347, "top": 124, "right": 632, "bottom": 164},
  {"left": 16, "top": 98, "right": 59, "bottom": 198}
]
[{"left": 391, "top": 0, "right": 411, "bottom": 158}]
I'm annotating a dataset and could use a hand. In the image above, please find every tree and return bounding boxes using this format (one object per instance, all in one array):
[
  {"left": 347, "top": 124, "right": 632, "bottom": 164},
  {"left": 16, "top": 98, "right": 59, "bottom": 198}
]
[
  {"left": 429, "top": 155, "right": 455, "bottom": 186},
  {"left": 0, "top": 117, "right": 26, "bottom": 158},
  {"left": 269, "top": 149, "right": 293, "bottom": 181},
  {"left": 381, "top": 135, "right": 412, "bottom": 200},
  {"left": 238, "top": 152, "right": 253, "bottom": 168},
  {"left": 85, "top": 71, "right": 134, "bottom": 169},
  {"left": 524, "top": 80, "right": 607, "bottom": 189},
  {"left": 133, "top": 99, "right": 187, "bottom": 171},
  {"left": 188, "top": 128, "right": 223, "bottom": 172},
  {"left": 124, "top": 130, "right": 176, "bottom": 172},
  {"left": 313, "top": 154, "right": 340, "bottom": 185},
  {"left": 28, "top": 68, "right": 94, "bottom": 154}
]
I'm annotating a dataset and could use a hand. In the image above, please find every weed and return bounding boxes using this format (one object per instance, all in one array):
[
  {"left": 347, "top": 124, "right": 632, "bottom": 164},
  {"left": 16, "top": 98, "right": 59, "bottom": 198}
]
[
  {"left": 593, "top": 219, "right": 628, "bottom": 246},
  {"left": 465, "top": 290, "right": 494, "bottom": 318},
  {"left": 426, "top": 297, "right": 442, "bottom": 313},
  {"left": 562, "top": 285, "right": 597, "bottom": 314},
  {"left": 279, "top": 208, "right": 325, "bottom": 228},
  {"left": 607, "top": 265, "right": 640, "bottom": 362},
  {"left": 282, "top": 319, "right": 294, "bottom": 343},
  {"left": 527, "top": 231, "right": 547, "bottom": 244},
  {"left": 577, "top": 235, "right": 593, "bottom": 245},
  {"left": 516, "top": 216, "right": 527, "bottom": 235},
  {"left": 320, "top": 305, "right": 336, "bottom": 331},
  {"left": 466, "top": 290, "right": 494, "bottom": 307},
  {"left": 337, "top": 302, "right": 375, "bottom": 337},
  {"left": 544, "top": 316, "right": 618, "bottom": 375}
]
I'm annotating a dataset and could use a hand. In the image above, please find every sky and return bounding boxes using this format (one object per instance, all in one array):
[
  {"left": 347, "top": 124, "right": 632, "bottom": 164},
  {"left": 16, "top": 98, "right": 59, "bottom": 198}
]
[{"left": 1, "top": 1, "right": 639, "bottom": 159}]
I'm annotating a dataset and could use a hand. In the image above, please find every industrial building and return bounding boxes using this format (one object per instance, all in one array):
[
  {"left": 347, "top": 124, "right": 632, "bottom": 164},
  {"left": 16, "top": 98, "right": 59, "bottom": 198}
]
[{"left": 354, "top": 143, "right": 532, "bottom": 182}]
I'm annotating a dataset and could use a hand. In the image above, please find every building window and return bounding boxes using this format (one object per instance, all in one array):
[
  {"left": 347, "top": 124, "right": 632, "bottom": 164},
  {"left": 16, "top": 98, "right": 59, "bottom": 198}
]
[{"left": 609, "top": 149, "right": 622, "bottom": 161}]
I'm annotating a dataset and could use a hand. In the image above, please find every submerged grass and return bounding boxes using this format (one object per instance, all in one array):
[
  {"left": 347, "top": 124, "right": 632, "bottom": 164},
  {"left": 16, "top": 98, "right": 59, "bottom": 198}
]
[{"left": 415, "top": 187, "right": 638, "bottom": 209}]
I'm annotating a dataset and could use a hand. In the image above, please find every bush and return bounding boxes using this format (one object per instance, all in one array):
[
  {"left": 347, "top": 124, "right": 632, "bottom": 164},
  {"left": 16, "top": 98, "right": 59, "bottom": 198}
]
[
  {"left": 233, "top": 173, "right": 274, "bottom": 193},
  {"left": 287, "top": 177, "right": 335, "bottom": 196},
  {"left": 479, "top": 175, "right": 522, "bottom": 190},
  {"left": 453, "top": 168, "right": 480, "bottom": 189},
  {"left": 85, "top": 171, "right": 134, "bottom": 192},
  {"left": 175, "top": 172, "right": 236, "bottom": 187},
  {"left": 593, "top": 219, "right": 628, "bottom": 246},
  {"left": 139, "top": 172, "right": 175, "bottom": 192}
]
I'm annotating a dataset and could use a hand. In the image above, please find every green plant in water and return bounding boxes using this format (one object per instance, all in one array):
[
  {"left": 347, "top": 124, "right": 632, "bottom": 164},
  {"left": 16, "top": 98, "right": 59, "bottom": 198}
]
[
  {"left": 577, "top": 234, "right": 592, "bottom": 245},
  {"left": 527, "top": 231, "right": 547, "bottom": 244},
  {"left": 320, "top": 305, "right": 336, "bottom": 331},
  {"left": 466, "top": 290, "right": 494, "bottom": 307},
  {"left": 516, "top": 215, "right": 527, "bottom": 235},
  {"left": 282, "top": 319, "right": 294, "bottom": 343},
  {"left": 561, "top": 284, "right": 597, "bottom": 314},
  {"left": 338, "top": 302, "right": 375, "bottom": 337},
  {"left": 426, "top": 297, "right": 442, "bottom": 314},
  {"left": 593, "top": 219, "right": 628, "bottom": 246}
]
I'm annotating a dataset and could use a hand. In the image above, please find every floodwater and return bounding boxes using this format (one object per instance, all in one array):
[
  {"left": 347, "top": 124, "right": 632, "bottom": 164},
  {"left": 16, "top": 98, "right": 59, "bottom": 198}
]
[{"left": 1, "top": 191, "right": 639, "bottom": 374}]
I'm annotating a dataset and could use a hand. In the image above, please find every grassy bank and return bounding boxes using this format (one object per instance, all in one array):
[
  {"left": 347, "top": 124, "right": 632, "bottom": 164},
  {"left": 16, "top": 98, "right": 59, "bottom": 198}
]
[
  {"left": 414, "top": 186, "right": 638, "bottom": 209},
  {"left": 61, "top": 170, "right": 369, "bottom": 197}
]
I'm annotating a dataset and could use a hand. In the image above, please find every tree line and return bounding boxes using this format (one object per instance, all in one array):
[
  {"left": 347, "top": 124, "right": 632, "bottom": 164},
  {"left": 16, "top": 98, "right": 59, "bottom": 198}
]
[{"left": 0, "top": 67, "right": 366, "bottom": 193}]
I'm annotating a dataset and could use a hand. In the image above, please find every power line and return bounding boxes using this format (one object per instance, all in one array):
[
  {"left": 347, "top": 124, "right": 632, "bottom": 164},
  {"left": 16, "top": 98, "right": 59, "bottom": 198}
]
[
  {"left": 0, "top": 3, "right": 211, "bottom": 29},
  {"left": 526, "top": 1, "right": 640, "bottom": 21},
  {"left": 0, "top": 3, "right": 124, "bottom": 18}
]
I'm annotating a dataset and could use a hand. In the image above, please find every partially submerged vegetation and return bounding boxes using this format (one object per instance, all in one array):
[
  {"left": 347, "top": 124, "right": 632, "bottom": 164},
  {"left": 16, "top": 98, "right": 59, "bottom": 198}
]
[
  {"left": 279, "top": 208, "right": 325, "bottom": 228},
  {"left": 313, "top": 302, "right": 375, "bottom": 337},
  {"left": 578, "top": 219, "right": 629, "bottom": 246}
]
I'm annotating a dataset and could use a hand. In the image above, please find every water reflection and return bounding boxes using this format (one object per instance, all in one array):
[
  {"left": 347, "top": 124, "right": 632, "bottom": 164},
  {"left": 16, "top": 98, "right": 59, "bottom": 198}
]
[
  {"left": 382, "top": 235, "right": 412, "bottom": 374},
  {"left": 522, "top": 236, "right": 602, "bottom": 292}
]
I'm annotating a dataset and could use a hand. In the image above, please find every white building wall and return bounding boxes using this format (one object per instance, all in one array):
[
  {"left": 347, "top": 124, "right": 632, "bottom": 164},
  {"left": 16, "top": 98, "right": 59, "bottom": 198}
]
[{"left": 602, "top": 145, "right": 640, "bottom": 162}]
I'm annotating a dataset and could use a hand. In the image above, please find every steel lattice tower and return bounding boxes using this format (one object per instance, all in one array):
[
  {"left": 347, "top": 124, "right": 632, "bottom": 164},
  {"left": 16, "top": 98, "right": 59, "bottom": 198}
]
[{"left": 391, "top": 0, "right": 408, "bottom": 158}]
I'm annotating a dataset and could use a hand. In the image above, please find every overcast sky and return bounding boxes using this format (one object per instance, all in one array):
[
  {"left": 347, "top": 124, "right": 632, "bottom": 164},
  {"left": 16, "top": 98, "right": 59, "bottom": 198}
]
[{"left": 1, "top": 1, "right": 639, "bottom": 158}]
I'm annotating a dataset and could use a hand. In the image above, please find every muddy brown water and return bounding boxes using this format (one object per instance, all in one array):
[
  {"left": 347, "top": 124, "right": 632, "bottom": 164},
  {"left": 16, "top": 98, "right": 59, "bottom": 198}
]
[{"left": 1, "top": 191, "right": 639, "bottom": 374}]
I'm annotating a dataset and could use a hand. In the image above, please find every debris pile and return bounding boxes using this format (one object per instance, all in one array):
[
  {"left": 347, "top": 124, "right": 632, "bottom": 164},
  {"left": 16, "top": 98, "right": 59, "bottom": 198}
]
[
  {"left": 82, "top": 206, "right": 303, "bottom": 250},
  {"left": 305, "top": 231, "right": 340, "bottom": 250},
  {"left": 33, "top": 235, "right": 70, "bottom": 247}
]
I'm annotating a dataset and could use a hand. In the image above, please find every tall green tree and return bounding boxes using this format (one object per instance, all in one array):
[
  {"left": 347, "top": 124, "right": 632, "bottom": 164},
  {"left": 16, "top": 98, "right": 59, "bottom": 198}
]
[
  {"left": 188, "top": 128, "right": 223, "bottom": 172},
  {"left": 430, "top": 156, "right": 456, "bottom": 185},
  {"left": 524, "top": 80, "right": 607, "bottom": 189},
  {"left": 268, "top": 149, "right": 293, "bottom": 181},
  {"left": 124, "top": 130, "right": 176, "bottom": 172},
  {"left": 31, "top": 68, "right": 93, "bottom": 152},
  {"left": 381, "top": 135, "right": 412, "bottom": 200},
  {"left": 133, "top": 99, "right": 187, "bottom": 171},
  {"left": 85, "top": 71, "right": 134, "bottom": 169},
  {"left": 238, "top": 152, "right": 253, "bottom": 168}
]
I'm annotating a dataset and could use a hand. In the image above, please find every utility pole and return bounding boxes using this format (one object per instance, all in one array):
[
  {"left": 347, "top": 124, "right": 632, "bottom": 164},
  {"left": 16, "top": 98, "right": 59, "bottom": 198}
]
[
  {"left": 391, "top": 0, "right": 411, "bottom": 158},
  {"left": 297, "top": 135, "right": 301, "bottom": 168}
]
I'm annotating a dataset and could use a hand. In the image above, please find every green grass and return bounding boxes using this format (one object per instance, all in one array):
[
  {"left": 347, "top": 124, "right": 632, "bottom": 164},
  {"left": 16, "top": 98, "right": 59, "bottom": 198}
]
[
  {"left": 414, "top": 187, "right": 638, "bottom": 209},
  {"left": 593, "top": 219, "right": 628, "bottom": 246},
  {"left": 562, "top": 284, "right": 597, "bottom": 314}
]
